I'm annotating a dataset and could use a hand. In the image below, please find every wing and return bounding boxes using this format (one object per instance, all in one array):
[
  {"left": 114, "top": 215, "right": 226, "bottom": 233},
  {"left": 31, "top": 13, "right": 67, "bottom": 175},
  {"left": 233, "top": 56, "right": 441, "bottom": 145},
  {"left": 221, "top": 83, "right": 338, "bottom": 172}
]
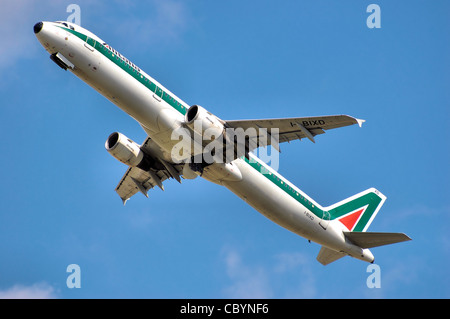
[
  {"left": 115, "top": 136, "right": 183, "bottom": 204},
  {"left": 225, "top": 115, "right": 364, "bottom": 153}
]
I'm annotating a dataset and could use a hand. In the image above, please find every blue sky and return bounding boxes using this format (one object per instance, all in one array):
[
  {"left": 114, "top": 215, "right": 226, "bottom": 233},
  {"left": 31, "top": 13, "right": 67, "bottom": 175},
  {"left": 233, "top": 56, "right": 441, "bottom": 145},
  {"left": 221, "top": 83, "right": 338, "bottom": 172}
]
[{"left": 0, "top": 0, "right": 448, "bottom": 298}]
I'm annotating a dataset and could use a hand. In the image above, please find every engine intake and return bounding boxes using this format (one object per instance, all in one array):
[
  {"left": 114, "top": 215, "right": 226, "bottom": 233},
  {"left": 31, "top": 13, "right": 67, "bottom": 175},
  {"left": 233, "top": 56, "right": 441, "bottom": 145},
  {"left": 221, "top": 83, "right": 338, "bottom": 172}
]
[
  {"left": 185, "top": 105, "right": 225, "bottom": 142},
  {"left": 105, "top": 132, "right": 151, "bottom": 170}
]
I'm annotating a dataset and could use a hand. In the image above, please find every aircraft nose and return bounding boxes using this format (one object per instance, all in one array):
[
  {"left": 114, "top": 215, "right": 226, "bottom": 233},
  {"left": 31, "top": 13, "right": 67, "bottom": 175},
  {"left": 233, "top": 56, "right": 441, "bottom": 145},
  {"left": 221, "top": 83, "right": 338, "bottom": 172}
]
[{"left": 33, "top": 21, "right": 43, "bottom": 34}]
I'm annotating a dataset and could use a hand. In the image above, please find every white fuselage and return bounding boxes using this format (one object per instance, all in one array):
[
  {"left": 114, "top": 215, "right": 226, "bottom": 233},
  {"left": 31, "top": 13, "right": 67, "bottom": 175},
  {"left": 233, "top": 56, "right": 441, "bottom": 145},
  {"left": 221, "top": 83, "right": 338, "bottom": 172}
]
[{"left": 34, "top": 21, "right": 374, "bottom": 263}]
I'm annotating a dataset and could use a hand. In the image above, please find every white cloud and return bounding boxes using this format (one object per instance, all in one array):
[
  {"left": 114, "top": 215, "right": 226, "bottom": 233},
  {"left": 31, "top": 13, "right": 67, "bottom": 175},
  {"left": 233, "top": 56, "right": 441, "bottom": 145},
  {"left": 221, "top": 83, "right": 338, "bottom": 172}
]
[
  {"left": 0, "top": 0, "right": 192, "bottom": 70},
  {"left": 0, "top": 1, "right": 39, "bottom": 68},
  {"left": 273, "top": 252, "right": 318, "bottom": 298},
  {"left": 273, "top": 251, "right": 309, "bottom": 273},
  {"left": 221, "top": 247, "right": 318, "bottom": 298},
  {"left": 222, "top": 248, "right": 273, "bottom": 298},
  {"left": 111, "top": 0, "right": 192, "bottom": 48},
  {"left": 0, "top": 0, "right": 69, "bottom": 70},
  {"left": 0, "top": 282, "right": 57, "bottom": 299}
]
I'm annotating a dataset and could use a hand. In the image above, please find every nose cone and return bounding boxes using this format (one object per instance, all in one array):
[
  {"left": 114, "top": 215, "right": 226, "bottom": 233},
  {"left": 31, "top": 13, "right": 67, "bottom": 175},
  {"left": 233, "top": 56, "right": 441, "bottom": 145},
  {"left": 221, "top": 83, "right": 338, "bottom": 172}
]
[{"left": 33, "top": 22, "right": 43, "bottom": 34}]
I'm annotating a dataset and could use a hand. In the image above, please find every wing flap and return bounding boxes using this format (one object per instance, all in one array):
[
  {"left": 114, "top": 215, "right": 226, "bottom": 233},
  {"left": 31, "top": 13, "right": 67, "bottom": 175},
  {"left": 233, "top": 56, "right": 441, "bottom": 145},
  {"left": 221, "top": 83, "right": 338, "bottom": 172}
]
[
  {"left": 115, "top": 166, "right": 168, "bottom": 204},
  {"left": 114, "top": 136, "right": 183, "bottom": 204}
]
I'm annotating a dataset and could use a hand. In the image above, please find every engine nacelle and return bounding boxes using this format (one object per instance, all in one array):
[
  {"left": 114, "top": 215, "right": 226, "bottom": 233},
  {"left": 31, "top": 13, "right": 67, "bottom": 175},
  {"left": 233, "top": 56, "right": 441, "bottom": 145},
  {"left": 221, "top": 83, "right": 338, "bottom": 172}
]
[
  {"left": 105, "top": 132, "right": 150, "bottom": 170},
  {"left": 202, "top": 162, "right": 243, "bottom": 184},
  {"left": 185, "top": 105, "right": 225, "bottom": 142}
]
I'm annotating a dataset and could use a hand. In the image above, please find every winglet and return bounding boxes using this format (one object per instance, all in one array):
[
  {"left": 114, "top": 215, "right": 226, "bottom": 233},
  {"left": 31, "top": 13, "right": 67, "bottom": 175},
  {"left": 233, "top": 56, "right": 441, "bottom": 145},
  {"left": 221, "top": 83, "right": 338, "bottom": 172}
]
[{"left": 356, "top": 118, "right": 365, "bottom": 128}]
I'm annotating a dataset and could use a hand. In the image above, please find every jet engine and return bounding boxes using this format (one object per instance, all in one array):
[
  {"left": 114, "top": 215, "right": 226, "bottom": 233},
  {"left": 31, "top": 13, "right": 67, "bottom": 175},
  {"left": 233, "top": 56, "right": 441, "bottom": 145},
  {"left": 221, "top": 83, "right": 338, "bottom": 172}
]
[
  {"left": 105, "top": 132, "right": 152, "bottom": 170},
  {"left": 185, "top": 104, "right": 247, "bottom": 164},
  {"left": 185, "top": 105, "right": 225, "bottom": 142}
]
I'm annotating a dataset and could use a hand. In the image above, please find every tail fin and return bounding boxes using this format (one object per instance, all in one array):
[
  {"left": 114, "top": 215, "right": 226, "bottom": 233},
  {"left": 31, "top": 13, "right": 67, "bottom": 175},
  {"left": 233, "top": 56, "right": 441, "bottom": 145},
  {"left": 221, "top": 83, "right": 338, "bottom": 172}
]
[
  {"left": 317, "top": 189, "right": 411, "bottom": 265},
  {"left": 327, "top": 188, "right": 386, "bottom": 232}
]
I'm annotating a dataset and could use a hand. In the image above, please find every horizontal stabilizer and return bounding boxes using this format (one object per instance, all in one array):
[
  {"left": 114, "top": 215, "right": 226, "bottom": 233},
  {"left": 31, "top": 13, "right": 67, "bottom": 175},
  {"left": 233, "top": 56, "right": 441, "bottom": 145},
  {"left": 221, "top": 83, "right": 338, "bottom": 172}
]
[
  {"left": 316, "top": 246, "right": 346, "bottom": 265},
  {"left": 344, "top": 232, "right": 411, "bottom": 249}
]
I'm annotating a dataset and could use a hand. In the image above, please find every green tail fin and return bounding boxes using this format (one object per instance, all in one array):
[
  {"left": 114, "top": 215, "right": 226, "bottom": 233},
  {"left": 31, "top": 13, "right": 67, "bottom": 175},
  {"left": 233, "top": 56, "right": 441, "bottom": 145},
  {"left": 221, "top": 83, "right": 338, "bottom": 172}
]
[{"left": 326, "top": 188, "right": 386, "bottom": 232}]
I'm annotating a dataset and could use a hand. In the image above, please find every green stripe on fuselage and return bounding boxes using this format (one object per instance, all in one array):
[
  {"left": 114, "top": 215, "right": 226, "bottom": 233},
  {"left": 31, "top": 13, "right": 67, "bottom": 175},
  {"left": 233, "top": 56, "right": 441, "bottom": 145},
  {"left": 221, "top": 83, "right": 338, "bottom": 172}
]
[
  {"left": 58, "top": 26, "right": 187, "bottom": 115},
  {"left": 244, "top": 156, "right": 382, "bottom": 231},
  {"left": 244, "top": 156, "right": 326, "bottom": 219}
]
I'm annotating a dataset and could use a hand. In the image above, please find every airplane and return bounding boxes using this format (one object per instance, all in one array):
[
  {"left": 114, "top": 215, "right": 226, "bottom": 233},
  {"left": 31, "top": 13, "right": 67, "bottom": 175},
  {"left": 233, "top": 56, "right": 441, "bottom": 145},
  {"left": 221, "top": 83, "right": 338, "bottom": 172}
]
[{"left": 33, "top": 21, "right": 411, "bottom": 265}]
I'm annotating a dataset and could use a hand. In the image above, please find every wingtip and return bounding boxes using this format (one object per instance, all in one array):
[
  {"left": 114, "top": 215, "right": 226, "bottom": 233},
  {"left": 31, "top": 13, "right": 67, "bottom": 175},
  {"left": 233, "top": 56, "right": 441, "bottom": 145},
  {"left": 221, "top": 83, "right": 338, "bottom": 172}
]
[
  {"left": 356, "top": 118, "right": 366, "bottom": 128},
  {"left": 403, "top": 233, "right": 413, "bottom": 241}
]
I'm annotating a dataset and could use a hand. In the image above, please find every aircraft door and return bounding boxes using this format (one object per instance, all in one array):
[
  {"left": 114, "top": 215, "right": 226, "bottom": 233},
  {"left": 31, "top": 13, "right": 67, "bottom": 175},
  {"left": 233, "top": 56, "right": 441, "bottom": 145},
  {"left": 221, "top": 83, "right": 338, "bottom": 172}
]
[
  {"left": 84, "top": 36, "right": 100, "bottom": 72},
  {"left": 153, "top": 86, "right": 163, "bottom": 102},
  {"left": 320, "top": 210, "right": 330, "bottom": 230},
  {"left": 156, "top": 86, "right": 163, "bottom": 98},
  {"left": 84, "top": 36, "right": 96, "bottom": 52}
]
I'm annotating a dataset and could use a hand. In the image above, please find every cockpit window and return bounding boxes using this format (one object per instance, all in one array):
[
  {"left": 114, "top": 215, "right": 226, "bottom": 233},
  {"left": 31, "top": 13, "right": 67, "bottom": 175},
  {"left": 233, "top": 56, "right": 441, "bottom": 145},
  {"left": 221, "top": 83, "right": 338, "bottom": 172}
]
[{"left": 55, "top": 21, "right": 75, "bottom": 30}]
